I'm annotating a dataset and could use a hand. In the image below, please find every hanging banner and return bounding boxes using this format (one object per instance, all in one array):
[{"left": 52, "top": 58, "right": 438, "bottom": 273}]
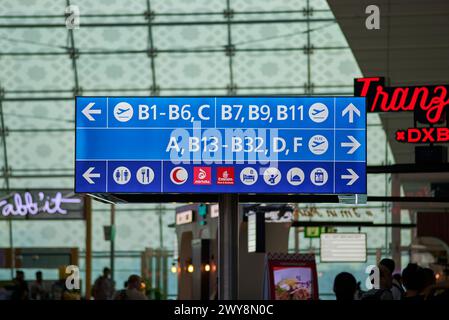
[{"left": 75, "top": 96, "right": 366, "bottom": 195}]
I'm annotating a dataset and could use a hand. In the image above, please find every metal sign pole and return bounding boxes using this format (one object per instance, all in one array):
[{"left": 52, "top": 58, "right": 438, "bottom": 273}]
[
  {"left": 218, "top": 194, "right": 239, "bottom": 300},
  {"left": 85, "top": 196, "right": 92, "bottom": 300},
  {"left": 110, "top": 204, "right": 115, "bottom": 283}
]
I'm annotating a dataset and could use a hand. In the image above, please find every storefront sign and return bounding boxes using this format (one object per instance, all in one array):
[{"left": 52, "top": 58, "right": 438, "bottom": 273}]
[
  {"left": 75, "top": 96, "right": 366, "bottom": 195},
  {"left": 246, "top": 205, "right": 375, "bottom": 223},
  {"left": 354, "top": 77, "right": 449, "bottom": 143},
  {"left": 296, "top": 206, "right": 374, "bottom": 221},
  {"left": 176, "top": 210, "right": 193, "bottom": 225},
  {"left": 0, "top": 190, "right": 84, "bottom": 220},
  {"left": 395, "top": 127, "right": 449, "bottom": 144}
]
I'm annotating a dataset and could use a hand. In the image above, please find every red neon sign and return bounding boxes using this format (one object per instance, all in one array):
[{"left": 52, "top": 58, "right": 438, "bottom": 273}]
[
  {"left": 396, "top": 127, "right": 449, "bottom": 143},
  {"left": 354, "top": 77, "right": 449, "bottom": 124}
]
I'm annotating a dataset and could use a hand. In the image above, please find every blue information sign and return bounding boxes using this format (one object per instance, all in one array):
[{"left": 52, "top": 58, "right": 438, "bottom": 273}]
[{"left": 75, "top": 97, "right": 366, "bottom": 194}]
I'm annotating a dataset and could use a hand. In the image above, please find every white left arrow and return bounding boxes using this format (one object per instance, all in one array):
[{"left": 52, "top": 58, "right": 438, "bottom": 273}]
[
  {"left": 82, "top": 102, "right": 101, "bottom": 121},
  {"left": 341, "top": 168, "right": 359, "bottom": 186},
  {"left": 83, "top": 167, "right": 100, "bottom": 184},
  {"left": 341, "top": 135, "right": 361, "bottom": 154}
]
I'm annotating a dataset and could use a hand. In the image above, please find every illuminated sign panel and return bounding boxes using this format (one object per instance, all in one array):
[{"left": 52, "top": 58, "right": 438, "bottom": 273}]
[
  {"left": 247, "top": 211, "right": 265, "bottom": 253},
  {"left": 354, "top": 77, "right": 449, "bottom": 143},
  {"left": 320, "top": 233, "right": 367, "bottom": 262},
  {"left": 395, "top": 127, "right": 449, "bottom": 143},
  {"left": 0, "top": 190, "right": 84, "bottom": 219},
  {"left": 75, "top": 97, "right": 366, "bottom": 194},
  {"left": 248, "top": 213, "right": 257, "bottom": 253},
  {"left": 210, "top": 204, "right": 219, "bottom": 218}
]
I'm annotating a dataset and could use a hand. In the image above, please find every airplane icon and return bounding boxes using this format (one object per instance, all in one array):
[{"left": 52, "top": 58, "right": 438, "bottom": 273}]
[
  {"left": 116, "top": 107, "right": 131, "bottom": 115},
  {"left": 113, "top": 102, "right": 134, "bottom": 122},
  {"left": 311, "top": 140, "right": 326, "bottom": 148},
  {"left": 311, "top": 108, "right": 325, "bottom": 116},
  {"left": 309, "top": 103, "right": 329, "bottom": 123}
]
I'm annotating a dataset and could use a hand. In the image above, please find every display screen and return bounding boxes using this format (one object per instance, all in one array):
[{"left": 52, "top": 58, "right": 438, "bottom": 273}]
[
  {"left": 273, "top": 266, "right": 314, "bottom": 300},
  {"left": 320, "top": 233, "right": 367, "bottom": 262},
  {"left": 265, "top": 253, "right": 319, "bottom": 300}
]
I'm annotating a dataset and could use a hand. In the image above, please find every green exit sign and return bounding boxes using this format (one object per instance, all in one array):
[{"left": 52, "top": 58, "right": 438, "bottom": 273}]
[
  {"left": 304, "top": 226, "right": 337, "bottom": 238},
  {"left": 304, "top": 227, "right": 321, "bottom": 238}
]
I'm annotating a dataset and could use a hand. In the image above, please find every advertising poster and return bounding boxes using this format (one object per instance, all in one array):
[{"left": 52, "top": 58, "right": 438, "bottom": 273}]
[{"left": 264, "top": 253, "right": 319, "bottom": 300}]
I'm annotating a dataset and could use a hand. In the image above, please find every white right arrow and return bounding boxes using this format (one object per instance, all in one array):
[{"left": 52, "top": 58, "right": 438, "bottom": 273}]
[
  {"left": 341, "top": 168, "right": 359, "bottom": 186},
  {"left": 83, "top": 167, "right": 101, "bottom": 184},
  {"left": 342, "top": 103, "right": 361, "bottom": 123},
  {"left": 341, "top": 135, "right": 361, "bottom": 154},
  {"left": 82, "top": 102, "right": 101, "bottom": 121}
]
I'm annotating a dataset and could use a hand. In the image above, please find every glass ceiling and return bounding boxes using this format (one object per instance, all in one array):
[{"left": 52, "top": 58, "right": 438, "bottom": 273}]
[{"left": 0, "top": 0, "right": 396, "bottom": 298}]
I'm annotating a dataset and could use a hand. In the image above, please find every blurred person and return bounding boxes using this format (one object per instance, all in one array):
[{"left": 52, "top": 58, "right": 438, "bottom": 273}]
[
  {"left": 92, "top": 267, "right": 115, "bottom": 300},
  {"left": 51, "top": 266, "right": 67, "bottom": 300},
  {"left": 30, "top": 271, "right": 50, "bottom": 300},
  {"left": 426, "top": 277, "right": 449, "bottom": 300},
  {"left": 61, "top": 290, "right": 81, "bottom": 300},
  {"left": 112, "top": 281, "right": 128, "bottom": 300},
  {"left": 51, "top": 266, "right": 81, "bottom": 300},
  {"left": 402, "top": 263, "right": 426, "bottom": 300},
  {"left": 361, "top": 264, "right": 393, "bottom": 300},
  {"left": 380, "top": 258, "right": 404, "bottom": 300},
  {"left": 0, "top": 286, "right": 12, "bottom": 300},
  {"left": 51, "top": 280, "right": 80, "bottom": 300},
  {"left": 210, "top": 277, "right": 218, "bottom": 300},
  {"left": 393, "top": 273, "right": 403, "bottom": 287},
  {"left": 354, "top": 281, "right": 365, "bottom": 300},
  {"left": 113, "top": 275, "right": 147, "bottom": 300},
  {"left": 10, "top": 270, "right": 29, "bottom": 300},
  {"left": 420, "top": 268, "right": 441, "bottom": 299},
  {"left": 51, "top": 278, "right": 65, "bottom": 300},
  {"left": 422, "top": 268, "right": 436, "bottom": 289},
  {"left": 333, "top": 272, "right": 357, "bottom": 301}
]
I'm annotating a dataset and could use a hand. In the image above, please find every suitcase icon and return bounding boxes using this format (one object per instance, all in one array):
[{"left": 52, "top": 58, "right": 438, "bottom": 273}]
[{"left": 314, "top": 169, "right": 324, "bottom": 183}]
